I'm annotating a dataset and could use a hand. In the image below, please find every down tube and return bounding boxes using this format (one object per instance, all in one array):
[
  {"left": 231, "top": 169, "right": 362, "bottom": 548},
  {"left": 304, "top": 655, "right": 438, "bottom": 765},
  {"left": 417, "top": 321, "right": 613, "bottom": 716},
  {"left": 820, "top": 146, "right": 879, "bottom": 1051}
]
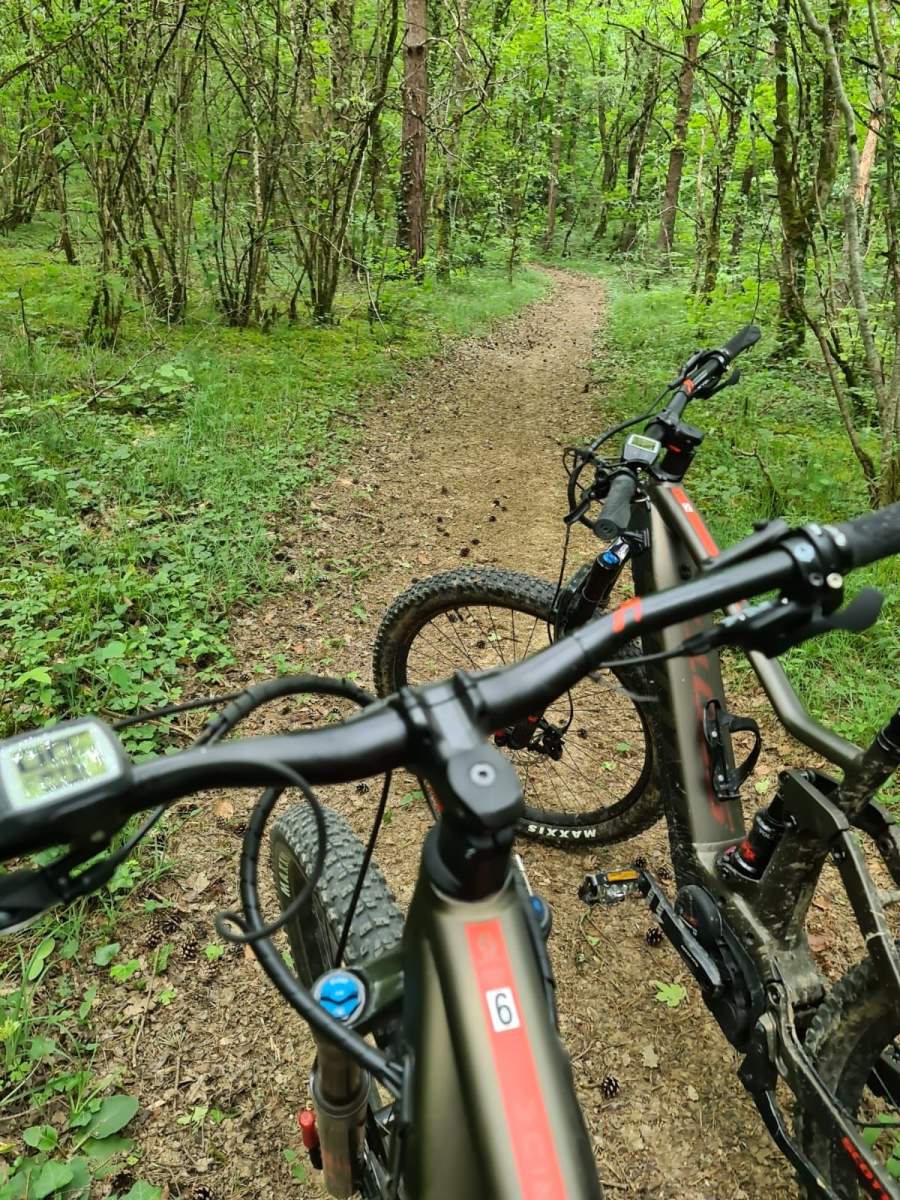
[
  {"left": 400, "top": 856, "right": 603, "bottom": 1200},
  {"left": 631, "top": 490, "right": 744, "bottom": 876}
]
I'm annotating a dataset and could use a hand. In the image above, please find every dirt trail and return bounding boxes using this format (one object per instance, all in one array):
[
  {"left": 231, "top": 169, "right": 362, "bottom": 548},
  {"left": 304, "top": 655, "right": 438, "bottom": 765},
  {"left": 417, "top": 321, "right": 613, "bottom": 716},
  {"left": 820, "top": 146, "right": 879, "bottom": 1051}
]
[{"left": 116, "top": 270, "right": 809, "bottom": 1199}]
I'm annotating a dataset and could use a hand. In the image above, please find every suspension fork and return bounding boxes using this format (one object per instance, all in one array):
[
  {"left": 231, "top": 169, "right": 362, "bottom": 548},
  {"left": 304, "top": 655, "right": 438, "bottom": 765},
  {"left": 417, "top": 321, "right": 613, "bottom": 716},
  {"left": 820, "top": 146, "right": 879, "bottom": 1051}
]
[
  {"left": 496, "top": 541, "right": 632, "bottom": 752},
  {"left": 554, "top": 538, "right": 632, "bottom": 639}
]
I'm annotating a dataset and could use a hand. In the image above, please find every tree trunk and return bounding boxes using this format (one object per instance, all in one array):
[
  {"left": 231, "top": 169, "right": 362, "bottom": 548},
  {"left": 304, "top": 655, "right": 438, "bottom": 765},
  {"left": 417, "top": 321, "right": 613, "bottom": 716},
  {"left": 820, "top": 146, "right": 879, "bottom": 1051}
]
[
  {"left": 657, "top": 0, "right": 705, "bottom": 257},
  {"left": 771, "top": 0, "right": 848, "bottom": 354},
  {"left": 616, "top": 57, "right": 659, "bottom": 253},
  {"left": 435, "top": 0, "right": 469, "bottom": 280},
  {"left": 700, "top": 102, "right": 742, "bottom": 298},
  {"left": 47, "top": 148, "right": 76, "bottom": 265},
  {"left": 542, "top": 68, "right": 568, "bottom": 252},
  {"left": 771, "top": 0, "right": 808, "bottom": 352},
  {"left": 729, "top": 159, "right": 754, "bottom": 258},
  {"left": 398, "top": 0, "right": 427, "bottom": 275}
]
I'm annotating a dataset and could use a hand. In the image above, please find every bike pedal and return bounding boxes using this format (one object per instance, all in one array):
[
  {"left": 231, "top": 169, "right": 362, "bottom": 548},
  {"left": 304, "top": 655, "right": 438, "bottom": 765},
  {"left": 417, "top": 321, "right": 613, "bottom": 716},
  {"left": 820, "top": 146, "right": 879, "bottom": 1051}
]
[{"left": 579, "top": 867, "right": 643, "bottom": 906}]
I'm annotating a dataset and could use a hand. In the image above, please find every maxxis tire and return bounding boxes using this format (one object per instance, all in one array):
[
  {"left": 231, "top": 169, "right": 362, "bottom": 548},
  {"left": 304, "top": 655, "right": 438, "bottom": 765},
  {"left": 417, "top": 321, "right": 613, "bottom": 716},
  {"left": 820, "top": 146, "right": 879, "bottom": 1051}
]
[
  {"left": 373, "top": 567, "right": 661, "bottom": 847},
  {"left": 270, "top": 803, "right": 403, "bottom": 982},
  {"left": 797, "top": 944, "right": 900, "bottom": 1198}
]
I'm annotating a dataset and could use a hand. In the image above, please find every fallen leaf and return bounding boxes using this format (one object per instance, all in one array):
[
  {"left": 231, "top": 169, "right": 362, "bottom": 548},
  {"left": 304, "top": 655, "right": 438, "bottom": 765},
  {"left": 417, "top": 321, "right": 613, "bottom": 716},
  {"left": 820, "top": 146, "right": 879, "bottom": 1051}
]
[
  {"left": 213, "top": 799, "right": 234, "bottom": 820},
  {"left": 641, "top": 1044, "right": 659, "bottom": 1069},
  {"left": 808, "top": 932, "right": 830, "bottom": 953},
  {"left": 623, "top": 1124, "right": 645, "bottom": 1151},
  {"left": 185, "top": 871, "right": 210, "bottom": 895},
  {"left": 687, "top": 1085, "right": 699, "bottom": 1101}
]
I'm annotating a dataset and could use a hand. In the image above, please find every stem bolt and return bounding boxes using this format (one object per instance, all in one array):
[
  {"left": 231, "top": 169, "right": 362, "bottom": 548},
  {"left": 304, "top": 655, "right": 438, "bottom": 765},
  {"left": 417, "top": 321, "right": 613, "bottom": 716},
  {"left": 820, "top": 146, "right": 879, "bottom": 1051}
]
[
  {"left": 826, "top": 572, "right": 843, "bottom": 589},
  {"left": 470, "top": 762, "right": 496, "bottom": 786}
]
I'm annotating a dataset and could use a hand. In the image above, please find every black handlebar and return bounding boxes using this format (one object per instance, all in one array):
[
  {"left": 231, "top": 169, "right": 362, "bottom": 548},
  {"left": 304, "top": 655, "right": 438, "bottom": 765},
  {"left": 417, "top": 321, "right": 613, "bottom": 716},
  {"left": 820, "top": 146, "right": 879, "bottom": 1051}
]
[
  {"left": 651, "top": 324, "right": 763, "bottom": 432},
  {"left": 593, "top": 472, "right": 637, "bottom": 539},
  {"left": 721, "top": 324, "right": 762, "bottom": 362},
  {"left": 1, "top": 503, "right": 897, "bottom": 867},
  {"left": 836, "top": 503, "right": 900, "bottom": 568}
]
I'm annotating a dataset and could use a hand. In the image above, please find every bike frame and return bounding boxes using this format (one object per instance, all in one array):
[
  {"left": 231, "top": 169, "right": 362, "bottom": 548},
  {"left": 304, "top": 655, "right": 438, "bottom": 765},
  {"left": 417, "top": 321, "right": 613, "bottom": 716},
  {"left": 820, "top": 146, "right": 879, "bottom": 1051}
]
[
  {"left": 329, "top": 743, "right": 602, "bottom": 1199},
  {"left": 622, "top": 477, "right": 900, "bottom": 1198},
  {"left": 391, "top": 844, "right": 600, "bottom": 1199}
]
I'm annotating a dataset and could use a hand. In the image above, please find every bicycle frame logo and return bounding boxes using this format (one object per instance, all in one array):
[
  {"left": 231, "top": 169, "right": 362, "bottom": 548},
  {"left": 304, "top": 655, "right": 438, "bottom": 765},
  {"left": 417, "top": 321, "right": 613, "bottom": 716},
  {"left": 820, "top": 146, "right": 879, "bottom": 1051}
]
[
  {"left": 466, "top": 919, "right": 567, "bottom": 1200},
  {"left": 670, "top": 486, "right": 719, "bottom": 559}
]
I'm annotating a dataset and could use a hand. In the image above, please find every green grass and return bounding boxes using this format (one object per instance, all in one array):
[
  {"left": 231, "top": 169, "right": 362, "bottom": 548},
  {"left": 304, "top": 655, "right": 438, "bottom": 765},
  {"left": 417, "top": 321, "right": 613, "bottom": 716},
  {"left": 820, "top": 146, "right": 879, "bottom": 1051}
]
[
  {"left": 0, "top": 221, "right": 547, "bottom": 743},
  {"left": 0, "top": 224, "right": 547, "bottom": 1192},
  {"left": 588, "top": 271, "right": 898, "bottom": 755}
]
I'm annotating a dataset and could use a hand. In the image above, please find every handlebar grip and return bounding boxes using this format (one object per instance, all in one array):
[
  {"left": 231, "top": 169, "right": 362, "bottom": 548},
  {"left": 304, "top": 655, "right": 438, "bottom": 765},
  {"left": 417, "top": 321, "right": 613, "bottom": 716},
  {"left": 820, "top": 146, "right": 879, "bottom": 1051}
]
[
  {"left": 593, "top": 472, "right": 637, "bottom": 539},
  {"left": 835, "top": 501, "right": 900, "bottom": 568},
  {"left": 721, "top": 325, "right": 761, "bottom": 362}
]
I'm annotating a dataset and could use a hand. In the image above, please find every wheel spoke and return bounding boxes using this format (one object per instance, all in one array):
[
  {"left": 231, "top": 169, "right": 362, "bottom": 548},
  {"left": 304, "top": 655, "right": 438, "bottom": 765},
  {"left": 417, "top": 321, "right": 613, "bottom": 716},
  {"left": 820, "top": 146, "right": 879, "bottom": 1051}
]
[{"left": 386, "top": 590, "right": 651, "bottom": 825}]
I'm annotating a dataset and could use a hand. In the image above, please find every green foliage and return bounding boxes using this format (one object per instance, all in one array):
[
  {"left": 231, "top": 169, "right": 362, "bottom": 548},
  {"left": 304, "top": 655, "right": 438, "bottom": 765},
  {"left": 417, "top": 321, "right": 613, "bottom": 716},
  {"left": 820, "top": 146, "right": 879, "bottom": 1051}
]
[
  {"left": 0, "top": 248, "right": 545, "bottom": 745},
  {"left": 598, "top": 275, "right": 900, "bottom": 756},
  {"left": 0, "top": 1093, "right": 142, "bottom": 1199},
  {"left": 653, "top": 980, "right": 688, "bottom": 1008}
]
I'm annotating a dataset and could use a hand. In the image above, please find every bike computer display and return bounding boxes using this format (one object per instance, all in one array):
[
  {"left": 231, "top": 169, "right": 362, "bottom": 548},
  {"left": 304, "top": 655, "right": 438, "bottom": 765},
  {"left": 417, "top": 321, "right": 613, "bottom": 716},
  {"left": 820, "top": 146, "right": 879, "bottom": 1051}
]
[
  {"left": 623, "top": 433, "right": 661, "bottom": 465},
  {"left": 0, "top": 720, "right": 130, "bottom": 849}
]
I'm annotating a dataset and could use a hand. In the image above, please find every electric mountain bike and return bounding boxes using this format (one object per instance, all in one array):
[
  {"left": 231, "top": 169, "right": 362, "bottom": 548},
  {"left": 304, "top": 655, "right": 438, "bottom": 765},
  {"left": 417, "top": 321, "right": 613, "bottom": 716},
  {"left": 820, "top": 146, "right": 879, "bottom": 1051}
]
[
  {"left": 0, "top": 505, "right": 897, "bottom": 1198},
  {"left": 373, "top": 325, "right": 763, "bottom": 843}
]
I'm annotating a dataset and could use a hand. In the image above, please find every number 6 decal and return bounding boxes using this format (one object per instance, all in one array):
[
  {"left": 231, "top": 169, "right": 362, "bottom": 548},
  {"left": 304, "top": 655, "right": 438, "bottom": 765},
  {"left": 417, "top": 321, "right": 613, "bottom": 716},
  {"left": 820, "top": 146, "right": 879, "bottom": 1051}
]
[{"left": 486, "top": 987, "right": 520, "bottom": 1032}]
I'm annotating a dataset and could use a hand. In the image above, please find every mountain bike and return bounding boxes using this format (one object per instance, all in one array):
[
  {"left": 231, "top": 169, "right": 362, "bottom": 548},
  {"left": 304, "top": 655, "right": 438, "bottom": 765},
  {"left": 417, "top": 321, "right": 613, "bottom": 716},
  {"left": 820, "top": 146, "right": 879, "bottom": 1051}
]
[
  {"left": 0, "top": 504, "right": 897, "bottom": 1198},
  {"left": 373, "top": 324, "right": 763, "bottom": 844}
]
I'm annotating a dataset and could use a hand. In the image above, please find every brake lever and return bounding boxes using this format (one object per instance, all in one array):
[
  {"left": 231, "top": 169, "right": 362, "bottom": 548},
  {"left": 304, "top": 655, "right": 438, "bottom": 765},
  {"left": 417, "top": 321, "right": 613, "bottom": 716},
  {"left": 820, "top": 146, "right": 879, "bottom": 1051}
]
[
  {"left": 0, "top": 868, "right": 64, "bottom": 935},
  {"left": 684, "top": 588, "right": 884, "bottom": 660},
  {"left": 706, "top": 368, "right": 741, "bottom": 397},
  {"left": 0, "top": 841, "right": 122, "bottom": 936},
  {"left": 564, "top": 494, "right": 593, "bottom": 526},
  {"left": 670, "top": 349, "right": 705, "bottom": 388}
]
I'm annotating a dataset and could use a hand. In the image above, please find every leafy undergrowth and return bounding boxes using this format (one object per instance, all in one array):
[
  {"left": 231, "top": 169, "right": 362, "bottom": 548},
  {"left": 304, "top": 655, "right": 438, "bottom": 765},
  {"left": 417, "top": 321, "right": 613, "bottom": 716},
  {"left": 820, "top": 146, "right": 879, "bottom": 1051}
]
[
  {"left": 0, "top": 222, "right": 546, "bottom": 748},
  {"left": 590, "top": 265, "right": 898, "bottom": 762},
  {"left": 0, "top": 831, "right": 179, "bottom": 1200},
  {"left": 0, "top": 226, "right": 546, "bottom": 1197}
]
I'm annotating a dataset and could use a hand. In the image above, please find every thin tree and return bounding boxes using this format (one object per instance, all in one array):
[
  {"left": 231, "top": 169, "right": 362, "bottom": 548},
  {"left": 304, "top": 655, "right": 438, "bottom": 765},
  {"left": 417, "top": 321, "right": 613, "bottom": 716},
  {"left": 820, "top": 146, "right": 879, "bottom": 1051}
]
[
  {"left": 398, "top": 0, "right": 428, "bottom": 274},
  {"left": 658, "top": 0, "right": 705, "bottom": 257}
]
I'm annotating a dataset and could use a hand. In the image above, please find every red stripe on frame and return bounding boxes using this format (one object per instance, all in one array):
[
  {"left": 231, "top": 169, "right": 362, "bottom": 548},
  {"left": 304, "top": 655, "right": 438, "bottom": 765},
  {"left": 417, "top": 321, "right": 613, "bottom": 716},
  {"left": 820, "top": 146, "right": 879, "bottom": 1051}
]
[
  {"left": 465, "top": 919, "right": 567, "bottom": 1200},
  {"left": 670, "top": 486, "right": 719, "bottom": 558},
  {"left": 612, "top": 596, "right": 643, "bottom": 634}
]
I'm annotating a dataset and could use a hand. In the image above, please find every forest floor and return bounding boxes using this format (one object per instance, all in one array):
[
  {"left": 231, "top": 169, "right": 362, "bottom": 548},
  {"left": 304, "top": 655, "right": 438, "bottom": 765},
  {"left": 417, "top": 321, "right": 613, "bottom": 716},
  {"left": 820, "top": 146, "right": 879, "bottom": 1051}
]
[{"left": 14, "top": 269, "right": 890, "bottom": 1199}]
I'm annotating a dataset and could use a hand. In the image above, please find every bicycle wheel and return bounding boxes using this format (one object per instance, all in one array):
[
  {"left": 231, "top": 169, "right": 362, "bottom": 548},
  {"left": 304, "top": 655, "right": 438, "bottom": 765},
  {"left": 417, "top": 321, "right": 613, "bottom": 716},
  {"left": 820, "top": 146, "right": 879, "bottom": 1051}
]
[
  {"left": 271, "top": 805, "right": 403, "bottom": 1199},
  {"left": 270, "top": 803, "right": 403, "bottom": 984},
  {"left": 797, "top": 945, "right": 900, "bottom": 1197},
  {"left": 373, "top": 567, "right": 660, "bottom": 845}
]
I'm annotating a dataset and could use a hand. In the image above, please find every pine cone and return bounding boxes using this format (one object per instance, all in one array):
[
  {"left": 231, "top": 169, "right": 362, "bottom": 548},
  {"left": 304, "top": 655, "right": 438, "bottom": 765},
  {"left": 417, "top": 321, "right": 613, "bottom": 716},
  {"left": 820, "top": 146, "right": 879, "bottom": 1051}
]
[
  {"left": 145, "top": 928, "right": 163, "bottom": 952},
  {"left": 181, "top": 931, "right": 199, "bottom": 961},
  {"left": 160, "top": 911, "right": 181, "bottom": 935},
  {"left": 193, "top": 1188, "right": 215, "bottom": 1200},
  {"left": 355, "top": 782, "right": 370, "bottom": 795},
  {"left": 107, "top": 1170, "right": 134, "bottom": 1194},
  {"left": 631, "top": 856, "right": 647, "bottom": 871},
  {"left": 645, "top": 926, "right": 664, "bottom": 947},
  {"left": 600, "top": 1075, "right": 620, "bottom": 1100},
  {"left": 658, "top": 865, "right": 672, "bottom": 882}
]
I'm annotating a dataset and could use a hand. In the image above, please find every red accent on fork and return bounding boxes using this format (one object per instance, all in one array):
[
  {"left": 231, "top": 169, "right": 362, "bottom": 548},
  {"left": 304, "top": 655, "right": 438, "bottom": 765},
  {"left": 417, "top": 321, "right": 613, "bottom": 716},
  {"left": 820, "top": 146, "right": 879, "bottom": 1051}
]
[{"left": 298, "top": 1108, "right": 319, "bottom": 1150}]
